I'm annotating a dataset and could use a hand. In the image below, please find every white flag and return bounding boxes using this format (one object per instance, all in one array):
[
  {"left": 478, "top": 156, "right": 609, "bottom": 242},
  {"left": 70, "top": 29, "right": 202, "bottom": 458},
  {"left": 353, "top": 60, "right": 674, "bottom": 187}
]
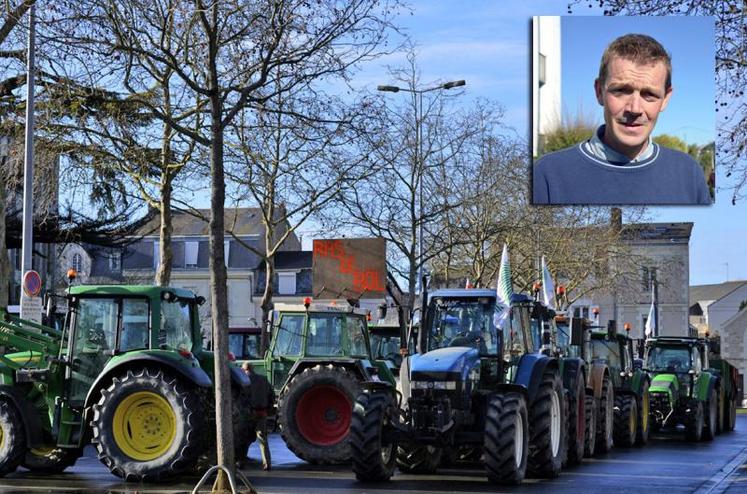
[
  {"left": 493, "top": 244, "right": 513, "bottom": 329},
  {"left": 644, "top": 292, "right": 656, "bottom": 337},
  {"left": 541, "top": 256, "right": 555, "bottom": 309}
]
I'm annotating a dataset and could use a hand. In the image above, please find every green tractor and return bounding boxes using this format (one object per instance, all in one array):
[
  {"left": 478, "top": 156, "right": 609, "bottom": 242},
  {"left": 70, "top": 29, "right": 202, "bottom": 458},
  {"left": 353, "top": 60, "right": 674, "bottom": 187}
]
[
  {"left": 243, "top": 301, "right": 395, "bottom": 464},
  {"left": 644, "top": 336, "right": 726, "bottom": 441},
  {"left": 0, "top": 285, "right": 251, "bottom": 481}
]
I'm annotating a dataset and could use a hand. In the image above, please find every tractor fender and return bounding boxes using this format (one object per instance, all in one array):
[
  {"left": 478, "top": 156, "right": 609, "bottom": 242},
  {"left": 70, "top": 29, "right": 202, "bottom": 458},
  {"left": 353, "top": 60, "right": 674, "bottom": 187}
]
[
  {"left": 493, "top": 382, "right": 529, "bottom": 401},
  {"left": 83, "top": 353, "right": 212, "bottom": 409},
  {"left": 514, "top": 354, "right": 559, "bottom": 404},
  {"left": 589, "top": 363, "right": 609, "bottom": 399},
  {"left": 230, "top": 365, "right": 251, "bottom": 389},
  {"left": 695, "top": 373, "right": 719, "bottom": 402},
  {"left": 0, "top": 384, "right": 44, "bottom": 448},
  {"left": 630, "top": 371, "right": 649, "bottom": 397},
  {"left": 561, "top": 357, "right": 585, "bottom": 394},
  {"left": 283, "top": 358, "right": 366, "bottom": 389}
]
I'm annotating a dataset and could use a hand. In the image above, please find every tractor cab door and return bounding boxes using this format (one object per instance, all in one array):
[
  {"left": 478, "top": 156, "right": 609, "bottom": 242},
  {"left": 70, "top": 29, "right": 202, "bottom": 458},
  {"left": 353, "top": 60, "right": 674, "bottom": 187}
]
[
  {"left": 269, "top": 312, "right": 305, "bottom": 392},
  {"left": 66, "top": 297, "right": 150, "bottom": 404}
]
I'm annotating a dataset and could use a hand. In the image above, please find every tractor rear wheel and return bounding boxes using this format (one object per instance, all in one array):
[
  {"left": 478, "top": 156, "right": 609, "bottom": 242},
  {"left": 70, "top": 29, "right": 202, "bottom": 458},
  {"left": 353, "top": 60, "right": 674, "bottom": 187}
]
[
  {"left": 595, "top": 375, "right": 614, "bottom": 454},
  {"left": 613, "top": 394, "right": 637, "bottom": 447},
  {"left": 527, "top": 369, "right": 566, "bottom": 478},
  {"left": 685, "top": 401, "right": 704, "bottom": 441},
  {"left": 350, "top": 392, "right": 396, "bottom": 481},
  {"left": 396, "top": 445, "right": 442, "bottom": 473},
  {"left": 22, "top": 446, "right": 81, "bottom": 473},
  {"left": 91, "top": 368, "right": 202, "bottom": 482},
  {"left": 279, "top": 365, "right": 359, "bottom": 464},
  {"left": 485, "top": 391, "right": 528, "bottom": 484},
  {"left": 583, "top": 394, "right": 596, "bottom": 458},
  {"left": 566, "top": 374, "right": 586, "bottom": 465},
  {"left": 636, "top": 381, "right": 650, "bottom": 446},
  {"left": 0, "top": 399, "right": 26, "bottom": 476},
  {"left": 703, "top": 389, "right": 718, "bottom": 441}
]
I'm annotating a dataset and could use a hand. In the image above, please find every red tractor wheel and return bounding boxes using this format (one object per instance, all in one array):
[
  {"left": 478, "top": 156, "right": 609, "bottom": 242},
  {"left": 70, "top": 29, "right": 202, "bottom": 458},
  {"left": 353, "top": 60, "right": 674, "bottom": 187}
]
[{"left": 278, "top": 365, "right": 360, "bottom": 464}]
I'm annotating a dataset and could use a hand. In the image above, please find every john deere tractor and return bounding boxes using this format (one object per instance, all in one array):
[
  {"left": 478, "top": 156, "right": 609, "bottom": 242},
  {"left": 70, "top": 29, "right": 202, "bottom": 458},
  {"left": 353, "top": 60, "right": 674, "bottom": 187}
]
[
  {"left": 645, "top": 336, "right": 724, "bottom": 441},
  {"left": 243, "top": 301, "right": 395, "bottom": 464},
  {"left": 350, "top": 288, "right": 569, "bottom": 485},
  {"left": 0, "top": 285, "right": 251, "bottom": 481}
]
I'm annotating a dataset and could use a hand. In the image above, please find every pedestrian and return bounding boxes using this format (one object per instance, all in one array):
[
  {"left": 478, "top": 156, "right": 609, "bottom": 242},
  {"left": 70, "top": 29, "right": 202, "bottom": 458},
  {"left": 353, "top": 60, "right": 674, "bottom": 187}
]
[
  {"left": 241, "top": 361, "right": 274, "bottom": 471},
  {"left": 533, "top": 33, "right": 711, "bottom": 205}
]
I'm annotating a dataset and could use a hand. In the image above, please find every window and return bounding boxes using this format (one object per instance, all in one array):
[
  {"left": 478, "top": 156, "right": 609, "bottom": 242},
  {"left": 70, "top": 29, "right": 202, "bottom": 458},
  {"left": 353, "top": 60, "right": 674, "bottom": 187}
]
[
  {"left": 109, "top": 252, "right": 121, "bottom": 272},
  {"left": 573, "top": 306, "right": 590, "bottom": 319},
  {"left": 120, "top": 298, "right": 149, "bottom": 351},
  {"left": 153, "top": 241, "right": 160, "bottom": 269},
  {"left": 278, "top": 272, "right": 296, "bottom": 295},
  {"left": 185, "top": 241, "right": 199, "bottom": 268},
  {"left": 72, "top": 253, "right": 82, "bottom": 273},
  {"left": 272, "top": 314, "right": 304, "bottom": 357},
  {"left": 538, "top": 53, "right": 546, "bottom": 87}
]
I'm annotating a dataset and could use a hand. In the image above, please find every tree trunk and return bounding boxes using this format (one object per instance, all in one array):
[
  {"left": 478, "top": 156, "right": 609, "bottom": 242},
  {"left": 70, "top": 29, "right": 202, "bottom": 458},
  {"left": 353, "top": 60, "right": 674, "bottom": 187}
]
[
  {"left": 0, "top": 184, "right": 9, "bottom": 307},
  {"left": 205, "top": 16, "right": 233, "bottom": 488},
  {"left": 259, "top": 255, "right": 275, "bottom": 354},
  {"left": 155, "top": 89, "right": 174, "bottom": 287}
]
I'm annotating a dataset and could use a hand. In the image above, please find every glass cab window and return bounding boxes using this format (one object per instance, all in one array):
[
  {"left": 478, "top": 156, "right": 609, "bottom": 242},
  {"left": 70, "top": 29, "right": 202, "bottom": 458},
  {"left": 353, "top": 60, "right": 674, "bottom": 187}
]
[
  {"left": 646, "top": 346, "right": 691, "bottom": 372},
  {"left": 427, "top": 299, "right": 499, "bottom": 355},
  {"left": 159, "top": 297, "right": 194, "bottom": 351},
  {"left": 121, "top": 298, "right": 149, "bottom": 351},
  {"left": 346, "top": 315, "right": 369, "bottom": 358},
  {"left": 307, "top": 314, "right": 343, "bottom": 356},
  {"left": 272, "top": 314, "right": 304, "bottom": 357}
]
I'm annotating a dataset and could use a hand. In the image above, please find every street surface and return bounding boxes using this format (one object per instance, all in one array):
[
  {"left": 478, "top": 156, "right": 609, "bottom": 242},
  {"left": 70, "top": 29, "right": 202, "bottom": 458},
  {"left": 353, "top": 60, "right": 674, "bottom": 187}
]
[{"left": 1, "top": 416, "right": 747, "bottom": 493}]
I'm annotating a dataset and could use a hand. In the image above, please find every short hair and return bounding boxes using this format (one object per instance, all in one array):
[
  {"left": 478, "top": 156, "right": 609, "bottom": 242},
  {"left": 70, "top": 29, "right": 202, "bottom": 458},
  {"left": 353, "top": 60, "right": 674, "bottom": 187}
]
[
  {"left": 241, "top": 361, "right": 252, "bottom": 371},
  {"left": 598, "top": 34, "right": 672, "bottom": 90}
]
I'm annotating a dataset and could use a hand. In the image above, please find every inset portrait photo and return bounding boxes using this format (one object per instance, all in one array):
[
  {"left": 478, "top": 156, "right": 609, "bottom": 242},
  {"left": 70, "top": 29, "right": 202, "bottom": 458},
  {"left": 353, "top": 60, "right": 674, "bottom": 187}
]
[{"left": 532, "top": 16, "right": 715, "bottom": 206}]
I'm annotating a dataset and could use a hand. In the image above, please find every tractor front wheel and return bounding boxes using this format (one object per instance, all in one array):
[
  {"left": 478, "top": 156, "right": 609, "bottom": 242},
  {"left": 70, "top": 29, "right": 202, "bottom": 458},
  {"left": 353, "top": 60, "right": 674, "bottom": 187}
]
[
  {"left": 583, "top": 394, "right": 596, "bottom": 458},
  {"left": 350, "top": 392, "right": 396, "bottom": 481},
  {"left": 528, "top": 369, "right": 566, "bottom": 478},
  {"left": 0, "top": 399, "right": 26, "bottom": 476},
  {"left": 485, "top": 391, "right": 528, "bottom": 484},
  {"left": 595, "top": 375, "right": 614, "bottom": 454},
  {"left": 91, "top": 368, "right": 202, "bottom": 482},
  {"left": 22, "top": 446, "right": 81, "bottom": 473},
  {"left": 566, "top": 374, "right": 586, "bottom": 465},
  {"left": 685, "top": 401, "right": 704, "bottom": 442},
  {"left": 278, "top": 365, "right": 359, "bottom": 464},
  {"left": 703, "top": 389, "right": 718, "bottom": 441},
  {"left": 636, "top": 381, "right": 650, "bottom": 446},
  {"left": 613, "top": 394, "right": 637, "bottom": 447}
]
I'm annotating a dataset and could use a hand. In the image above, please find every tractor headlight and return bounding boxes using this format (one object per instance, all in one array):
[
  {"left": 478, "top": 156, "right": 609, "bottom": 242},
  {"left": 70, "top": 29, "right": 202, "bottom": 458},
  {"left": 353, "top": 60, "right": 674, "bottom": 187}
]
[{"left": 411, "top": 381, "right": 457, "bottom": 390}]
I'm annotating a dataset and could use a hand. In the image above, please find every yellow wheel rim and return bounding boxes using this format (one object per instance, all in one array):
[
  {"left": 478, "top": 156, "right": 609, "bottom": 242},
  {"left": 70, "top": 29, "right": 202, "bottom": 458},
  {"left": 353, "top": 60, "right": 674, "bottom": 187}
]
[
  {"left": 642, "top": 391, "right": 650, "bottom": 433},
  {"left": 0, "top": 423, "right": 4, "bottom": 450},
  {"left": 112, "top": 391, "right": 176, "bottom": 461}
]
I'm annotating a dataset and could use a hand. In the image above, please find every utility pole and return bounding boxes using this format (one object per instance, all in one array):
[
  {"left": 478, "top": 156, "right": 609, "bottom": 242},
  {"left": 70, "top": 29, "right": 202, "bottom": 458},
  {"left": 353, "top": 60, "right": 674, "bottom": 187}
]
[
  {"left": 652, "top": 267, "right": 659, "bottom": 338},
  {"left": 20, "top": 3, "right": 38, "bottom": 323}
]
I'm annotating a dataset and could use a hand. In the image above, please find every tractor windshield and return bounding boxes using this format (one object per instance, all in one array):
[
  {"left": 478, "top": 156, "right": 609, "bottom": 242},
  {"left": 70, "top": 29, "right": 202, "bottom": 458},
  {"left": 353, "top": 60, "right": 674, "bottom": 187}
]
[
  {"left": 160, "top": 298, "right": 194, "bottom": 351},
  {"left": 306, "top": 314, "right": 370, "bottom": 358},
  {"left": 592, "top": 338, "right": 622, "bottom": 366},
  {"left": 427, "top": 300, "right": 499, "bottom": 355},
  {"left": 646, "top": 345, "right": 692, "bottom": 373}
]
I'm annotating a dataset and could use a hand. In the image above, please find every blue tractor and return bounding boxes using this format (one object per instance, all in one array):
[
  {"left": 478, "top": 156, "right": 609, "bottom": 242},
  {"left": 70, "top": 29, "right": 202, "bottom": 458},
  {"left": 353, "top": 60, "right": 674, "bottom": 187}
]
[{"left": 349, "top": 287, "right": 569, "bottom": 484}]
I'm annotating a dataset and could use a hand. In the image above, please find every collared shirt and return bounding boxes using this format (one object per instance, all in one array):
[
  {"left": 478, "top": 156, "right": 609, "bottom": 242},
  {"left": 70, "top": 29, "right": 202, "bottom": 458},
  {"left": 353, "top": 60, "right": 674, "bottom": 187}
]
[{"left": 583, "top": 125, "right": 654, "bottom": 164}]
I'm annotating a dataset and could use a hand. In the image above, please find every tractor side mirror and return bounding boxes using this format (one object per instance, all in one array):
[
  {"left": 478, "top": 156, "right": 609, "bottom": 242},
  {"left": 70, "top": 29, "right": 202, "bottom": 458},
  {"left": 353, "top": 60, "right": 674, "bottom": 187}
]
[
  {"left": 377, "top": 303, "right": 387, "bottom": 321},
  {"left": 570, "top": 319, "right": 584, "bottom": 346},
  {"left": 196, "top": 296, "right": 206, "bottom": 306}
]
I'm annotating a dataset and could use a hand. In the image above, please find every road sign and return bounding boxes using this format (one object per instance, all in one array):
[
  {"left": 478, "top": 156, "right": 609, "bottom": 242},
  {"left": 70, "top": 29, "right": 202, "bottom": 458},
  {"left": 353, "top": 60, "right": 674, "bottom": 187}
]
[
  {"left": 20, "top": 270, "right": 43, "bottom": 325},
  {"left": 312, "top": 238, "right": 386, "bottom": 300}
]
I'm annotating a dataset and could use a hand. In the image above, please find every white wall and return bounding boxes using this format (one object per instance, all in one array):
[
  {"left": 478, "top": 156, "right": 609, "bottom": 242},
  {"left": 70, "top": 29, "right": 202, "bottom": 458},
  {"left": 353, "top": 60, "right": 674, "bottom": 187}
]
[
  {"left": 532, "top": 16, "right": 562, "bottom": 156},
  {"left": 706, "top": 284, "right": 747, "bottom": 336}
]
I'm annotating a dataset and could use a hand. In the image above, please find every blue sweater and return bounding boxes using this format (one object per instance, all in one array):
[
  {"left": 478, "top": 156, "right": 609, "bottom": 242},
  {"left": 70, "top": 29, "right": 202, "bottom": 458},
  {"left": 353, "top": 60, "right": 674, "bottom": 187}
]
[{"left": 532, "top": 143, "right": 712, "bottom": 205}]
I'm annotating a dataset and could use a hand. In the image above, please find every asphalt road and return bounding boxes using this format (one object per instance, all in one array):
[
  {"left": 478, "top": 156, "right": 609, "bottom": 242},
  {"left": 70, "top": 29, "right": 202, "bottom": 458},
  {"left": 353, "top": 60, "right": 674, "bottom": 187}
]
[{"left": 1, "top": 416, "right": 747, "bottom": 493}]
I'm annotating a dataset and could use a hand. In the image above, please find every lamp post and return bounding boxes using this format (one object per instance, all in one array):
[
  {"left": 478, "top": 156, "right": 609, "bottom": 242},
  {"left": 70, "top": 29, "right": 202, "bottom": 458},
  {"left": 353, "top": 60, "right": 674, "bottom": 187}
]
[{"left": 377, "top": 79, "right": 465, "bottom": 294}]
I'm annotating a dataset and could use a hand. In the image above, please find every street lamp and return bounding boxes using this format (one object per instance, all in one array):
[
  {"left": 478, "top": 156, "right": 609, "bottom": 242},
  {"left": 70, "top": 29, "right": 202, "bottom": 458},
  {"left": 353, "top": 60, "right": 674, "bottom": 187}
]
[{"left": 377, "top": 79, "right": 466, "bottom": 293}]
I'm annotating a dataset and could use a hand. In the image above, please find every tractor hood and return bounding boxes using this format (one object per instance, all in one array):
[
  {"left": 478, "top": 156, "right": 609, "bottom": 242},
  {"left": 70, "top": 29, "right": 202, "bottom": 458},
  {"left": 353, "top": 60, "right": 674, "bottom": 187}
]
[
  {"left": 650, "top": 373, "right": 680, "bottom": 402},
  {"left": 410, "top": 347, "right": 479, "bottom": 381}
]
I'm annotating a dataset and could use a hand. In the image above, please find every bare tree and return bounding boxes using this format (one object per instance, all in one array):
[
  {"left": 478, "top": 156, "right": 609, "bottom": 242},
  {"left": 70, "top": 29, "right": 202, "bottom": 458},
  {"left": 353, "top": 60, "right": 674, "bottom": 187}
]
[
  {"left": 222, "top": 76, "right": 378, "bottom": 353},
  {"left": 568, "top": 0, "right": 744, "bottom": 203},
  {"left": 57, "top": 0, "right": 399, "bottom": 485}
]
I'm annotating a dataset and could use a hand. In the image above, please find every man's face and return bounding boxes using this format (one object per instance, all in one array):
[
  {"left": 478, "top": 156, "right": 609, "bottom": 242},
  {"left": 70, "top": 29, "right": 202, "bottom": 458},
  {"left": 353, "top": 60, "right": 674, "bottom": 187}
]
[{"left": 595, "top": 56, "right": 673, "bottom": 159}]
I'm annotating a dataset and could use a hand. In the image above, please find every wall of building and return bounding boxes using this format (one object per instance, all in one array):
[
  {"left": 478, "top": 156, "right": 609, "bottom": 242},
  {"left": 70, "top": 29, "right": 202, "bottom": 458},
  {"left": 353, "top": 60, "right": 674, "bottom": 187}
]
[
  {"left": 706, "top": 284, "right": 747, "bottom": 336},
  {"left": 532, "top": 16, "right": 562, "bottom": 157}
]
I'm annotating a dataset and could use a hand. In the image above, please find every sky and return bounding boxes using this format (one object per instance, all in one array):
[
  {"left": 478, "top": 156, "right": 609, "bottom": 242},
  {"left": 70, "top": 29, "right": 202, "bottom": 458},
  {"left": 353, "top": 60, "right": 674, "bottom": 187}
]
[{"left": 340, "top": 0, "right": 747, "bottom": 286}]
